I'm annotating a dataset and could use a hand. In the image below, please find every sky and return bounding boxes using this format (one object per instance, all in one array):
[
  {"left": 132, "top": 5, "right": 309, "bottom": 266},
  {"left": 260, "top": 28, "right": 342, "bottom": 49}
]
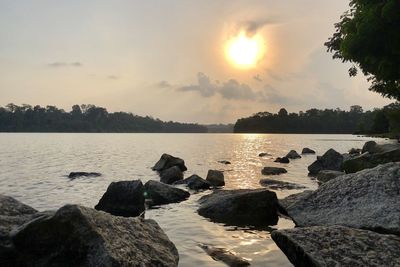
[{"left": 0, "top": 0, "right": 393, "bottom": 124}]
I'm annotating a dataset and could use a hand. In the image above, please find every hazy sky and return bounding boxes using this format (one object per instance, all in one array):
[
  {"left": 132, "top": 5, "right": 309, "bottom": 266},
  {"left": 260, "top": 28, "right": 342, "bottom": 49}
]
[{"left": 0, "top": 0, "right": 392, "bottom": 123}]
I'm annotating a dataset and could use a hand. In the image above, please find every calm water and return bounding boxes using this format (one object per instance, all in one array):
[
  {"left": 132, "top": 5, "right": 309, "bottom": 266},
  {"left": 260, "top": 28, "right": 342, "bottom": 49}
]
[{"left": 0, "top": 133, "right": 388, "bottom": 266}]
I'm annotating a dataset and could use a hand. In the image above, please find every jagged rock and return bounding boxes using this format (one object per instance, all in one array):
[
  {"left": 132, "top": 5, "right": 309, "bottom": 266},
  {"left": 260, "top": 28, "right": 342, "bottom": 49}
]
[
  {"left": 152, "top": 153, "right": 187, "bottom": 172},
  {"left": 278, "top": 190, "right": 313, "bottom": 211},
  {"left": 301, "top": 148, "right": 316, "bottom": 154},
  {"left": 95, "top": 180, "right": 145, "bottom": 217},
  {"left": 144, "top": 180, "right": 189, "bottom": 207},
  {"left": 173, "top": 174, "right": 211, "bottom": 190},
  {"left": 259, "top": 152, "right": 271, "bottom": 157},
  {"left": 342, "top": 148, "right": 400, "bottom": 173},
  {"left": 348, "top": 148, "right": 361, "bottom": 155},
  {"left": 316, "top": 170, "right": 345, "bottom": 183},
  {"left": 206, "top": 170, "right": 225, "bottom": 187},
  {"left": 11, "top": 205, "right": 179, "bottom": 267},
  {"left": 68, "top": 172, "right": 101, "bottom": 179},
  {"left": 274, "top": 157, "right": 290, "bottom": 164},
  {"left": 307, "top": 149, "right": 343, "bottom": 175},
  {"left": 285, "top": 150, "right": 301, "bottom": 159},
  {"left": 287, "top": 163, "right": 400, "bottom": 234},
  {"left": 272, "top": 225, "right": 400, "bottom": 267},
  {"left": 261, "top": 167, "right": 287, "bottom": 175},
  {"left": 198, "top": 189, "right": 279, "bottom": 226},
  {"left": 200, "top": 244, "right": 250, "bottom": 267},
  {"left": 160, "top": 166, "right": 184, "bottom": 184},
  {"left": 260, "top": 179, "right": 306, "bottom": 190},
  {"left": 218, "top": 160, "right": 231, "bottom": 165}
]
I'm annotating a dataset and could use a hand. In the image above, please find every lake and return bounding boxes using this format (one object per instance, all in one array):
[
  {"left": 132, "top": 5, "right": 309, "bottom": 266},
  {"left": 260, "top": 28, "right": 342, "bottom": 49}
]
[{"left": 0, "top": 133, "right": 387, "bottom": 266}]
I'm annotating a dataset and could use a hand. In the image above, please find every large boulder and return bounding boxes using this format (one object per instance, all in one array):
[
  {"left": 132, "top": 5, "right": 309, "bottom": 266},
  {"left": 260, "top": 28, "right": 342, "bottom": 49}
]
[
  {"left": 342, "top": 148, "right": 400, "bottom": 173},
  {"left": 285, "top": 150, "right": 301, "bottom": 159},
  {"left": 287, "top": 163, "right": 400, "bottom": 234},
  {"left": 160, "top": 166, "right": 184, "bottom": 184},
  {"left": 95, "top": 180, "right": 145, "bottom": 217},
  {"left": 316, "top": 170, "right": 345, "bottom": 183},
  {"left": 152, "top": 153, "right": 187, "bottom": 172},
  {"left": 144, "top": 180, "right": 189, "bottom": 207},
  {"left": 173, "top": 174, "right": 211, "bottom": 190},
  {"left": 301, "top": 148, "right": 315, "bottom": 154},
  {"left": 272, "top": 225, "right": 400, "bottom": 267},
  {"left": 261, "top": 167, "right": 287, "bottom": 175},
  {"left": 197, "top": 189, "right": 279, "bottom": 227},
  {"left": 206, "top": 170, "right": 225, "bottom": 187},
  {"left": 259, "top": 179, "right": 306, "bottom": 190},
  {"left": 278, "top": 191, "right": 313, "bottom": 212},
  {"left": 11, "top": 205, "right": 179, "bottom": 267},
  {"left": 307, "top": 148, "right": 343, "bottom": 175}
]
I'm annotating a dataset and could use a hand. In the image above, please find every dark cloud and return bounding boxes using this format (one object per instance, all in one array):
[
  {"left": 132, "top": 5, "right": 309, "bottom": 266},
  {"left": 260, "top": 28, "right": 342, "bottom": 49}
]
[
  {"left": 253, "top": 74, "right": 262, "bottom": 82},
  {"left": 157, "top": 80, "right": 172, "bottom": 88},
  {"left": 178, "top": 72, "right": 217, "bottom": 97},
  {"left": 47, "top": 62, "right": 82, "bottom": 68},
  {"left": 239, "top": 19, "right": 275, "bottom": 36}
]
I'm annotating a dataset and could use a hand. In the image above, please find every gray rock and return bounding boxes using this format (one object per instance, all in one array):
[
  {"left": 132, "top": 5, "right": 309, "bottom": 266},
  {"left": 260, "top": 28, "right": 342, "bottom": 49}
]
[
  {"left": 301, "top": 148, "right": 316, "bottom": 154},
  {"left": 260, "top": 179, "right": 306, "bottom": 190},
  {"left": 278, "top": 190, "right": 313, "bottom": 211},
  {"left": 95, "top": 180, "right": 145, "bottom": 217},
  {"left": 348, "top": 148, "right": 361, "bottom": 155},
  {"left": 200, "top": 244, "right": 250, "bottom": 267},
  {"left": 68, "top": 172, "right": 101, "bottom": 179},
  {"left": 287, "top": 163, "right": 400, "bottom": 234},
  {"left": 144, "top": 180, "right": 189, "bottom": 207},
  {"left": 342, "top": 148, "right": 400, "bottom": 173},
  {"left": 272, "top": 225, "right": 400, "bottom": 267},
  {"left": 152, "top": 153, "right": 187, "bottom": 172},
  {"left": 206, "top": 170, "right": 225, "bottom": 187},
  {"left": 0, "top": 195, "right": 37, "bottom": 216},
  {"left": 259, "top": 152, "right": 271, "bottom": 157},
  {"left": 261, "top": 167, "right": 287, "bottom": 175},
  {"left": 274, "top": 157, "right": 290, "bottom": 164},
  {"left": 307, "top": 149, "right": 343, "bottom": 175},
  {"left": 362, "top": 140, "right": 378, "bottom": 153},
  {"left": 362, "top": 141, "right": 400, "bottom": 154},
  {"left": 173, "top": 174, "right": 211, "bottom": 190},
  {"left": 316, "top": 170, "right": 345, "bottom": 183},
  {"left": 11, "top": 204, "right": 179, "bottom": 267},
  {"left": 198, "top": 189, "right": 279, "bottom": 227},
  {"left": 160, "top": 166, "right": 184, "bottom": 184},
  {"left": 285, "top": 150, "right": 301, "bottom": 159}
]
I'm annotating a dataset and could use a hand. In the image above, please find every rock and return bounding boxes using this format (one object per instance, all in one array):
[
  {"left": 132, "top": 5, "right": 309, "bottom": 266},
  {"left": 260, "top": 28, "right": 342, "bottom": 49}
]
[
  {"left": 362, "top": 140, "right": 378, "bottom": 153},
  {"left": 218, "top": 160, "right": 231, "bottom": 165},
  {"left": 173, "top": 174, "right": 211, "bottom": 190},
  {"left": 301, "top": 148, "right": 315, "bottom": 154},
  {"left": 287, "top": 163, "right": 400, "bottom": 234},
  {"left": 278, "top": 190, "right": 313, "bottom": 211},
  {"left": 11, "top": 204, "right": 179, "bottom": 267},
  {"left": 307, "top": 148, "right": 343, "bottom": 175},
  {"left": 68, "top": 172, "right": 101, "bottom": 179},
  {"left": 259, "top": 152, "right": 271, "bottom": 157},
  {"left": 259, "top": 179, "right": 306, "bottom": 190},
  {"left": 316, "top": 170, "right": 345, "bottom": 183},
  {"left": 272, "top": 225, "right": 400, "bottom": 267},
  {"left": 144, "top": 180, "right": 189, "bottom": 207},
  {"left": 160, "top": 166, "right": 184, "bottom": 184},
  {"left": 342, "top": 148, "right": 400, "bottom": 173},
  {"left": 0, "top": 195, "right": 37, "bottom": 216},
  {"left": 198, "top": 189, "right": 279, "bottom": 227},
  {"left": 200, "top": 244, "right": 250, "bottom": 267},
  {"left": 206, "top": 170, "right": 225, "bottom": 187},
  {"left": 274, "top": 157, "right": 290, "bottom": 163},
  {"left": 261, "top": 167, "right": 287, "bottom": 175},
  {"left": 152, "top": 153, "right": 187, "bottom": 172},
  {"left": 362, "top": 141, "right": 400, "bottom": 154},
  {"left": 285, "top": 150, "right": 301, "bottom": 159},
  {"left": 95, "top": 180, "right": 145, "bottom": 217},
  {"left": 348, "top": 148, "right": 361, "bottom": 155}
]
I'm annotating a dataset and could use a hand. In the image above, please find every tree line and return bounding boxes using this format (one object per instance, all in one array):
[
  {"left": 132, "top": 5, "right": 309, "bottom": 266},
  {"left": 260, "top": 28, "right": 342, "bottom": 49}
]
[{"left": 0, "top": 104, "right": 207, "bottom": 133}]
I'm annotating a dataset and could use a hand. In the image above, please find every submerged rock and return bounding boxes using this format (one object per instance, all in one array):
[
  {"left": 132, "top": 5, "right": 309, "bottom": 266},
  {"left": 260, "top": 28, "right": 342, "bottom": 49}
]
[
  {"left": 160, "top": 166, "right": 184, "bottom": 184},
  {"left": 152, "top": 153, "right": 187, "bottom": 172},
  {"left": 258, "top": 152, "right": 271, "bottom": 157},
  {"left": 173, "top": 174, "right": 211, "bottom": 190},
  {"left": 144, "top": 180, "right": 189, "bottom": 207},
  {"left": 198, "top": 189, "right": 279, "bottom": 227},
  {"left": 307, "top": 148, "right": 343, "bottom": 175},
  {"left": 272, "top": 225, "right": 400, "bottom": 267},
  {"left": 200, "top": 244, "right": 250, "bottom": 267},
  {"left": 261, "top": 167, "right": 287, "bottom": 176},
  {"left": 68, "top": 172, "right": 101, "bottom": 179},
  {"left": 11, "top": 205, "right": 179, "bottom": 267},
  {"left": 95, "top": 180, "right": 145, "bottom": 217},
  {"left": 218, "top": 160, "right": 231, "bottom": 165},
  {"left": 259, "top": 179, "right": 306, "bottom": 190},
  {"left": 206, "top": 170, "right": 225, "bottom": 187},
  {"left": 285, "top": 150, "right": 301, "bottom": 159},
  {"left": 274, "top": 157, "right": 290, "bottom": 164},
  {"left": 301, "top": 148, "right": 315, "bottom": 154},
  {"left": 316, "top": 170, "right": 345, "bottom": 183},
  {"left": 287, "top": 163, "right": 400, "bottom": 234}
]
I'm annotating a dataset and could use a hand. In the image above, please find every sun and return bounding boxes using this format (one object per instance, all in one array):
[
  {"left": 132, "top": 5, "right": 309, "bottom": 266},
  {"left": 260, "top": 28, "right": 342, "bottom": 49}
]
[{"left": 225, "top": 31, "right": 265, "bottom": 68}]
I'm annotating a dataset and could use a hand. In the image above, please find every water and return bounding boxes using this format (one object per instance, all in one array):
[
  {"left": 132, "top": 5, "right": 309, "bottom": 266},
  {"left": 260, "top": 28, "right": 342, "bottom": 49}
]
[{"left": 0, "top": 133, "right": 389, "bottom": 266}]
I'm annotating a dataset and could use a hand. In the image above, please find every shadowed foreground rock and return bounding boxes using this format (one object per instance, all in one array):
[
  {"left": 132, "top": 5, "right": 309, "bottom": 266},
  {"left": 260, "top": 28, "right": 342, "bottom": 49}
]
[
  {"left": 152, "top": 153, "right": 187, "bottom": 172},
  {"left": 95, "top": 180, "right": 145, "bottom": 217},
  {"left": 206, "top": 170, "right": 225, "bottom": 187},
  {"left": 272, "top": 225, "right": 400, "bottom": 267},
  {"left": 198, "top": 189, "right": 279, "bottom": 227},
  {"left": 260, "top": 178, "right": 306, "bottom": 190},
  {"left": 160, "top": 166, "right": 184, "bottom": 184},
  {"left": 316, "top": 170, "right": 344, "bottom": 183},
  {"left": 278, "top": 191, "right": 313, "bottom": 212},
  {"left": 261, "top": 167, "right": 287, "bottom": 175},
  {"left": 287, "top": 162, "right": 400, "bottom": 234},
  {"left": 11, "top": 205, "right": 179, "bottom": 267},
  {"left": 200, "top": 244, "right": 250, "bottom": 267},
  {"left": 307, "top": 149, "right": 343, "bottom": 175},
  {"left": 144, "top": 180, "right": 189, "bottom": 207},
  {"left": 173, "top": 174, "right": 211, "bottom": 190}
]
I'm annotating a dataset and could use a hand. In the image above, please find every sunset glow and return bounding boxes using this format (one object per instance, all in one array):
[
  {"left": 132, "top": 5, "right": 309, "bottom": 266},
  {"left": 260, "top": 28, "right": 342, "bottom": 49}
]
[{"left": 226, "top": 31, "right": 265, "bottom": 68}]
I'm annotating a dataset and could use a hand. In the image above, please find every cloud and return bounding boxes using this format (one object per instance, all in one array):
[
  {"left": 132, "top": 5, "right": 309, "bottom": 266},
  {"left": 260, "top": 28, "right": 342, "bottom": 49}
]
[
  {"left": 263, "top": 84, "right": 293, "bottom": 105},
  {"left": 238, "top": 19, "right": 275, "bottom": 36},
  {"left": 253, "top": 74, "right": 262, "bottom": 82},
  {"left": 156, "top": 80, "right": 172, "bottom": 88},
  {"left": 47, "top": 62, "right": 82, "bottom": 68},
  {"left": 178, "top": 72, "right": 217, "bottom": 97},
  {"left": 107, "top": 75, "right": 119, "bottom": 80}
]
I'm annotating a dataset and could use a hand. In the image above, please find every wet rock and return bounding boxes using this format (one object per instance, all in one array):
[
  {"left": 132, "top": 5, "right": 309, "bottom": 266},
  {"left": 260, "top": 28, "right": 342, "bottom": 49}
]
[
  {"left": 95, "top": 180, "right": 145, "bottom": 217},
  {"left": 259, "top": 152, "right": 271, "bottom": 157},
  {"left": 160, "top": 166, "right": 184, "bottom": 184},
  {"left": 144, "top": 180, "right": 189, "bottom": 207},
  {"left": 200, "top": 244, "right": 250, "bottom": 267},
  {"left": 272, "top": 225, "right": 400, "bottom": 267},
  {"left": 301, "top": 148, "right": 315, "bottom": 154},
  {"left": 316, "top": 170, "right": 345, "bottom": 183},
  {"left": 278, "top": 190, "right": 313, "bottom": 211},
  {"left": 152, "top": 153, "right": 187, "bottom": 172},
  {"left": 12, "top": 204, "right": 179, "bottom": 267},
  {"left": 307, "top": 148, "right": 343, "bottom": 175},
  {"left": 218, "top": 160, "right": 231, "bottom": 165},
  {"left": 261, "top": 167, "right": 287, "bottom": 175},
  {"left": 259, "top": 179, "right": 306, "bottom": 190},
  {"left": 68, "top": 172, "right": 101, "bottom": 179},
  {"left": 342, "top": 148, "right": 400, "bottom": 173},
  {"left": 206, "top": 170, "right": 225, "bottom": 187},
  {"left": 287, "top": 163, "right": 400, "bottom": 234},
  {"left": 285, "top": 150, "right": 301, "bottom": 159},
  {"left": 198, "top": 189, "right": 279, "bottom": 227},
  {"left": 348, "top": 148, "right": 361, "bottom": 155},
  {"left": 173, "top": 174, "right": 211, "bottom": 190},
  {"left": 274, "top": 157, "right": 290, "bottom": 164}
]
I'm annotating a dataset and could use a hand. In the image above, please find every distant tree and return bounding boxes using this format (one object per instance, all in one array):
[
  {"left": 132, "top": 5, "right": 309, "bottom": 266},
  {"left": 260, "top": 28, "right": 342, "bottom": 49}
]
[
  {"left": 278, "top": 108, "right": 288, "bottom": 117},
  {"left": 325, "top": 0, "right": 400, "bottom": 100},
  {"left": 350, "top": 105, "right": 363, "bottom": 113}
]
